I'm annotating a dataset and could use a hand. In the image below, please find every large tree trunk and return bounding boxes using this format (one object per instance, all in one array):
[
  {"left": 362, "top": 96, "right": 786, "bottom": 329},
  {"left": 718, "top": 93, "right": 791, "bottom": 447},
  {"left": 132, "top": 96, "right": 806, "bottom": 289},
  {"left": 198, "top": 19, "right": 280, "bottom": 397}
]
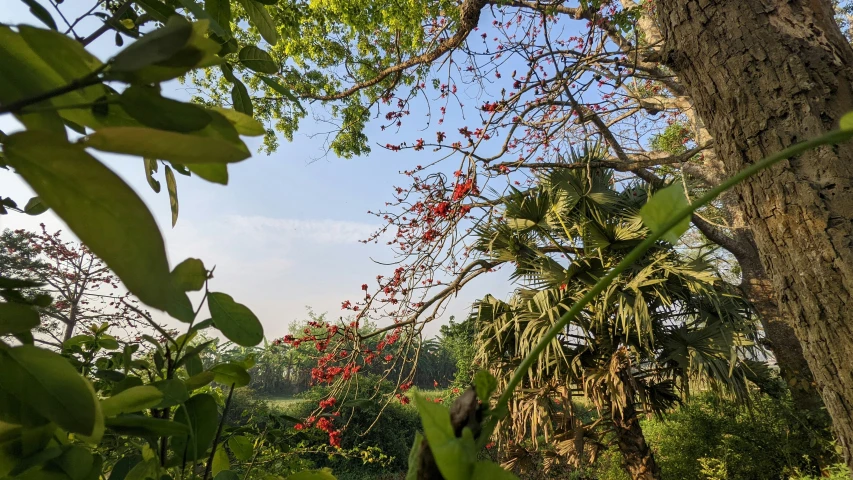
[
  {"left": 610, "top": 401, "right": 661, "bottom": 480},
  {"left": 656, "top": 0, "right": 853, "bottom": 466},
  {"left": 738, "top": 246, "right": 825, "bottom": 413}
]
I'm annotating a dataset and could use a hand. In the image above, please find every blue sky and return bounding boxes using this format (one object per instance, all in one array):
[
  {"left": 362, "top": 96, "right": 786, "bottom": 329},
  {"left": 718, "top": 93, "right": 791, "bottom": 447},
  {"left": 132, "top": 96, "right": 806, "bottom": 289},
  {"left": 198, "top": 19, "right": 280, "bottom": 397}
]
[{"left": 0, "top": 3, "right": 514, "bottom": 339}]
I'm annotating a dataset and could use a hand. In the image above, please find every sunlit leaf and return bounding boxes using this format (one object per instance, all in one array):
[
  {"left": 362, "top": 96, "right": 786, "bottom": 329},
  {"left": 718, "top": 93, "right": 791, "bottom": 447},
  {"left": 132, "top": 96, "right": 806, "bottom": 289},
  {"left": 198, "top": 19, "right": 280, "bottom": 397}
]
[
  {"left": 210, "top": 363, "right": 251, "bottom": 387},
  {"left": 120, "top": 86, "right": 212, "bottom": 133},
  {"left": 236, "top": 0, "right": 278, "bottom": 45},
  {"left": 3, "top": 131, "right": 193, "bottom": 322},
  {"left": 208, "top": 292, "right": 263, "bottom": 346},
  {"left": 172, "top": 258, "right": 207, "bottom": 292},
  {"left": 101, "top": 386, "right": 163, "bottom": 417},
  {"left": 171, "top": 394, "right": 218, "bottom": 461},
  {"left": 165, "top": 164, "right": 179, "bottom": 227},
  {"left": 639, "top": 183, "right": 691, "bottom": 244},
  {"left": 0, "top": 346, "right": 99, "bottom": 436},
  {"left": 0, "top": 303, "right": 39, "bottom": 335},
  {"left": 238, "top": 46, "right": 278, "bottom": 74},
  {"left": 231, "top": 79, "right": 253, "bottom": 116}
]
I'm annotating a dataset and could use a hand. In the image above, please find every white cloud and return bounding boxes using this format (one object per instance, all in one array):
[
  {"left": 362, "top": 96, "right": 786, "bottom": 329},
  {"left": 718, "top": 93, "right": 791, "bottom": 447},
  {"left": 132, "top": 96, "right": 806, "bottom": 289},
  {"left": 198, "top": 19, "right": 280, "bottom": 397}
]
[{"left": 225, "top": 215, "right": 378, "bottom": 245}]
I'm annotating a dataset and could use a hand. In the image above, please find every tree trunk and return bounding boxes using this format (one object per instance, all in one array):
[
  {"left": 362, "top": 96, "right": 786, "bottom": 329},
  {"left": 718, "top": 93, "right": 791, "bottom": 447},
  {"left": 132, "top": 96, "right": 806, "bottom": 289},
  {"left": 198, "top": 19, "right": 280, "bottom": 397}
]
[
  {"left": 656, "top": 0, "right": 853, "bottom": 467},
  {"left": 738, "top": 246, "right": 825, "bottom": 413},
  {"left": 611, "top": 400, "right": 661, "bottom": 480}
]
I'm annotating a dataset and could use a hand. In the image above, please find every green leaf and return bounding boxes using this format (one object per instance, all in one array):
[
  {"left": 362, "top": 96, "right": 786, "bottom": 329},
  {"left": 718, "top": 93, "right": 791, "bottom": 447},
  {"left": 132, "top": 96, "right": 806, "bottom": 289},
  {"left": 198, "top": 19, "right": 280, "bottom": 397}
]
[
  {"left": 20, "top": 0, "right": 57, "bottom": 30},
  {"left": 208, "top": 292, "right": 264, "bottom": 346},
  {"left": 236, "top": 0, "right": 278, "bottom": 45},
  {"left": 252, "top": 0, "right": 278, "bottom": 4},
  {"left": 119, "top": 86, "right": 212, "bottom": 133},
  {"left": 414, "top": 392, "right": 475, "bottom": 480},
  {"left": 471, "top": 461, "right": 519, "bottom": 480},
  {"left": 23, "top": 196, "right": 48, "bottom": 215},
  {"left": 212, "top": 447, "right": 229, "bottom": 477},
  {"left": 151, "top": 379, "right": 189, "bottom": 408},
  {"left": 210, "top": 107, "right": 264, "bottom": 136},
  {"left": 172, "top": 258, "right": 207, "bottom": 292},
  {"left": 101, "top": 386, "right": 163, "bottom": 417},
  {"left": 177, "top": 0, "right": 230, "bottom": 40},
  {"left": 0, "top": 302, "right": 39, "bottom": 335},
  {"left": 0, "top": 345, "right": 99, "bottom": 436},
  {"left": 97, "top": 335, "right": 120, "bottom": 350},
  {"left": 285, "top": 470, "right": 336, "bottom": 480},
  {"left": 227, "top": 435, "right": 253, "bottom": 461},
  {"left": 184, "top": 371, "right": 215, "bottom": 390},
  {"left": 110, "top": 17, "right": 194, "bottom": 73},
  {"left": 171, "top": 394, "right": 218, "bottom": 461},
  {"left": 210, "top": 363, "right": 251, "bottom": 387},
  {"left": 84, "top": 117, "right": 251, "bottom": 165},
  {"left": 205, "top": 0, "right": 232, "bottom": 39},
  {"left": 231, "top": 79, "right": 253, "bottom": 116},
  {"left": 144, "top": 158, "right": 161, "bottom": 193},
  {"left": 639, "top": 183, "right": 691, "bottom": 244},
  {"left": 238, "top": 46, "right": 278, "bottom": 74},
  {"left": 260, "top": 76, "right": 305, "bottom": 113},
  {"left": 165, "top": 165, "right": 179, "bottom": 227},
  {"left": 841, "top": 111, "right": 853, "bottom": 131},
  {"left": 3, "top": 131, "right": 193, "bottom": 322},
  {"left": 214, "top": 472, "right": 240, "bottom": 480},
  {"left": 135, "top": 0, "right": 176, "bottom": 23},
  {"left": 107, "top": 456, "right": 141, "bottom": 480},
  {"left": 188, "top": 163, "right": 229, "bottom": 185},
  {"left": 105, "top": 416, "right": 190, "bottom": 437},
  {"left": 405, "top": 431, "right": 423, "bottom": 480},
  {"left": 473, "top": 370, "right": 497, "bottom": 403}
]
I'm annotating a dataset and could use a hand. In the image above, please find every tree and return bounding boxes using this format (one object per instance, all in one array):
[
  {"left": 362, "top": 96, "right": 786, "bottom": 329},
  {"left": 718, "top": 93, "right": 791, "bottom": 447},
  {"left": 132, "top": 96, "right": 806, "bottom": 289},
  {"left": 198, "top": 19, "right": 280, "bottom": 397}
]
[
  {"left": 0, "top": 227, "right": 145, "bottom": 344},
  {"left": 471, "top": 159, "right": 762, "bottom": 479},
  {"left": 651, "top": 0, "right": 853, "bottom": 466}
]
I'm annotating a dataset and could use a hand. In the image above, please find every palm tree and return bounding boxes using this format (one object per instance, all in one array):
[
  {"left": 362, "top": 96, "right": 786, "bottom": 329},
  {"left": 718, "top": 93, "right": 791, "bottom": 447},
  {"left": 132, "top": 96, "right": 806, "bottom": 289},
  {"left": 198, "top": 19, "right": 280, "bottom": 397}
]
[{"left": 471, "top": 149, "right": 763, "bottom": 480}]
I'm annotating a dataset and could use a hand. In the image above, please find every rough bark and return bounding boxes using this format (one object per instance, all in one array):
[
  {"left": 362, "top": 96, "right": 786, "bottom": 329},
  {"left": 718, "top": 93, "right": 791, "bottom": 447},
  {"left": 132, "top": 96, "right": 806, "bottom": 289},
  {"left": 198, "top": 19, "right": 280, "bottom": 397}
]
[
  {"left": 611, "top": 401, "right": 661, "bottom": 480},
  {"left": 737, "top": 237, "right": 825, "bottom": 413},
  {"left": 656, "top": 0, "right": 853, "bottom": 466}
]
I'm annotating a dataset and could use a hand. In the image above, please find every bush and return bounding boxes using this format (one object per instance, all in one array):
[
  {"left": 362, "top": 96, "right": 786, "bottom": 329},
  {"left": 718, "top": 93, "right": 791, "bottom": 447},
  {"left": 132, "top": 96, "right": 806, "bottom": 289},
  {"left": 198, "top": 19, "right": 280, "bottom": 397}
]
[
  {"left": 279, "top": 376, "right": 422, "bottom": 478},
  {"left": 642, "top": 391, "right": 838, "bottom": 480}
]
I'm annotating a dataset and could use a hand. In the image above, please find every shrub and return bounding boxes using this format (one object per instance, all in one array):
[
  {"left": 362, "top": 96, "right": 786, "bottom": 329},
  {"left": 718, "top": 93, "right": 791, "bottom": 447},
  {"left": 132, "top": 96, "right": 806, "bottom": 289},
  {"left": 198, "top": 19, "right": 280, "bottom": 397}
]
[{"left": 642, "top": 391, "right": 837, "bottom": 479}]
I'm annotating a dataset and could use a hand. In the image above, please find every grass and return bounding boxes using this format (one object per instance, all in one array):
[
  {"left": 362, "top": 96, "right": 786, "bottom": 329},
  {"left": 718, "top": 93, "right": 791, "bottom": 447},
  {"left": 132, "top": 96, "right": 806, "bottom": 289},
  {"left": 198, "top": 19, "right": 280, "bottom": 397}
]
[{"left": 260, "top": 394, "right": 307, "bottom": 412}]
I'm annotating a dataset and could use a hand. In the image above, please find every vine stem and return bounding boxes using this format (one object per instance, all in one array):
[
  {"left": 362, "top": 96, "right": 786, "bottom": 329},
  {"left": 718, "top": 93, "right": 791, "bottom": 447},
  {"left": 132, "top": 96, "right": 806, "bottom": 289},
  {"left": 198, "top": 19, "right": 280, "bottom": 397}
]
[
  {"left": 477, "top": 127, "right": 853, "bottom": 447},
  {"left": 204, "top": 383, "right": 235, "bottom": 480}
]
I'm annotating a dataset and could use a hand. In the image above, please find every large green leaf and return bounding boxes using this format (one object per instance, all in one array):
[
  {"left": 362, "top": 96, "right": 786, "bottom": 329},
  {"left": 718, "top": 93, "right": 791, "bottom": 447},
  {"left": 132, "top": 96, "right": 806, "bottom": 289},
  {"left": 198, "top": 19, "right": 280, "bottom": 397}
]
[
  {"left": 639, "top": 183, "right": 690, "bottom": 244},
  {"left": 414, "top": 393, "right": 475, "bottom": 480},
  {"left": 105, "top": 415, "right": 191, "bottom": 437},
  {"left": 171, "top": 394, "right": 218, "bottom": 461},
  {"left": 208, "top": 292, "right": 264, "bottom": 346},
  {"left": 184, "top": 371, "right": 215, "bottom": 390},
  {"left": 101, "top": 386, "right": 163, "bottom": 417},
  {"left": 84, "top": 111, "right": 251, "bottom": 165},
  {"left": 188, "top": 163, "right": 229, "bottom": 185},
  {"left": 135, "top": 0, "right": 176, "bottom": 23},
  {"left": 227, "top": 435, "right": 253, "bottom": 461},
  {"left": 177, "top": 0, "right": 230, "bottom": 40},
  {"left": 211, "top": 447, "right": 229, "bottom": 477},
  {"left": 119, "top": 86, "right": 212, "bottom": 133},
  {"left": 236, "top": 0, "right": 278, "bottom": 45},
  {"left": 405, "top": 431, "right": 423, "bottom": 480},
  {"left": 0, "top": 346, "right": 99, "bottom": 436},
  {"left": 204, "top": 0, "right": 232, "bottom": 38},
  {"left": 210, "top": 364, "right": 251, "bottom": 387},
  {"left": 238, "top": 46, "right": 277, "bottom": 74},
  {"left": 3, "top": 131, "right": 193, "bottom": 322},
  {"left": 473, "top": 370, "right": 497, "bottom": 403},
  {"left": 151, "top": 379, "right": 189, "bottom": 408},
  {"left": 210, "top": 107, "right": 264, "bottom": 136},
  {"left": 471, "top": 461, "right": 518, "bottom": 480},
  {"left": 106, "top": 456, "right": 141, "bottom": 480},
  {"left": 0, "top": 303, "right": 39, "bottom": 335},
  {"left": 110, "top": 16, "right": 194, "bottom": 73},
  {"left": 172, "top": 258, "right": 207, "bottom": 292},
  {"left": 214, "top": 471, "right": 239, "bottom": 480}
]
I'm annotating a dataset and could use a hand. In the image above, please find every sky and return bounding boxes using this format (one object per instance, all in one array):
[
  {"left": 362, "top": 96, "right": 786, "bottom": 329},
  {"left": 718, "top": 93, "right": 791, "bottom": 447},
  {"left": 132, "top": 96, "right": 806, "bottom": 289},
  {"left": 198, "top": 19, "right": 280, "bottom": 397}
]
[{"left": 0, "top": 2, "right": 514, "bottom": 339}]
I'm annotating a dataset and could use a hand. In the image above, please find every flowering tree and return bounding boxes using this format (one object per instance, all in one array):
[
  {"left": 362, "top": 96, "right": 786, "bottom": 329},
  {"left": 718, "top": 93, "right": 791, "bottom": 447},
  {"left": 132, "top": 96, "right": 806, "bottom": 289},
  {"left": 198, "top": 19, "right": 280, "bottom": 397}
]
[{"left": 0, "top": 226, "right": 145, "bottom": 345}]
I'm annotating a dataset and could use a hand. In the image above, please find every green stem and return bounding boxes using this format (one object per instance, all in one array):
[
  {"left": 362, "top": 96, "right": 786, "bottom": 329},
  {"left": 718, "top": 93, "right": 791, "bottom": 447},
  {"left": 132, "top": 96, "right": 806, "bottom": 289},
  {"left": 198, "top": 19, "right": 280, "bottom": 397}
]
[
  {"left": 204, "top": 383, "right": 235, "bottom": 480},
  {"left": 477, "top": 128, "right": 853, "bottom": 447}
]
